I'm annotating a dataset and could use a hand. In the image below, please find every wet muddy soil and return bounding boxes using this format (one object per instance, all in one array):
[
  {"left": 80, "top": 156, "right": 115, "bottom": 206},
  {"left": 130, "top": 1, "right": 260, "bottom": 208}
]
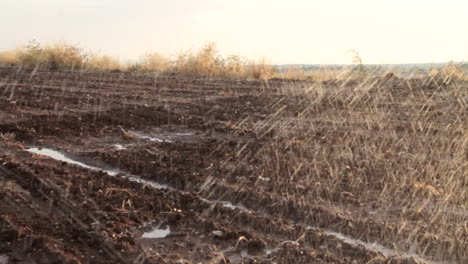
[{"left": 0, "top": 67, "right": 464, "bottom": 263}]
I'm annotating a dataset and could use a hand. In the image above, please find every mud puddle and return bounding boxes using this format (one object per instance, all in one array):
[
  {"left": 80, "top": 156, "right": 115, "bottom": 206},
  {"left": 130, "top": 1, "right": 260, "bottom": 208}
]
[
  {"left": 0, "top": 255, "right": 8, "bottom": 264},
  {"left": 24, "top": 148, "right": 450, "bottom": 264},
  {"left": 27, "top": 147, "right": 119, "bottom": 176},
  {"left": 141, "top": 226, "right": 171, "bottom": 239},
  {"left": 320, "top": 228, "right": 453, "bottom": 264},
  {"left": 220, "top": 201, "right": 252, "bottom": 212},
  {"left": 113, "top": 144, "right": 127, "bottom": 150},
  {"left": 323, "top": 229, "right": 397, "bottom": 257},
  {"left": 26, "top": 147, "right": 168, "bottom": 189},
  {"left": 197, "top": 197, "right": 251, "bottom": 213},
  {"left": 224, "top": 250, "right": 257, "bottom": 262},
  {"left": 26, "top": 147, "right": 247, "bottom": 212},
  {"left": 131, "top": 130, "right": 195, "bottom": 143}
]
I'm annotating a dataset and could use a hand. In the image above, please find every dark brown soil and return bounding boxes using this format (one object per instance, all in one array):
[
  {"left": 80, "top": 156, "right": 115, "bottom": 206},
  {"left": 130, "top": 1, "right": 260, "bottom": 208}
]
[{"left": 0, "top": 67, "right": 464, "bottom": 264}]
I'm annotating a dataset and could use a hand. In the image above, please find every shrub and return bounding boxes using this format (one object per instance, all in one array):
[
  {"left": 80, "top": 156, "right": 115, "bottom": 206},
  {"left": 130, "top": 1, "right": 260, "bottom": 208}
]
[
  {"left": 429, "top": 61, "right": 467, "bottom": 82},
  {"left": 223, "top": 55, "right": 248, "bottom": 78},
  {"left": 86, "top": 54, "right": 121, "bottom": 71},
  {"left": 0, "top": 50, "right": 21, "bottom": 66},
  {"left": 42, "top": 42, "right": 85, "bottom": 70},
  {"left": 0, "top": 41, "right": 278, "bottom": 79},
  {"left": 139, "top": 52, "right": 171, "bottom": 72},
  {"left": 246, "top": 58, "right": 276, "bottom": 80},
  {"left": 1, "top": 40, "right": 86, "bottom": 70},
  {"left": 174, "top": 42, "right": 223, "bottom": 77}
]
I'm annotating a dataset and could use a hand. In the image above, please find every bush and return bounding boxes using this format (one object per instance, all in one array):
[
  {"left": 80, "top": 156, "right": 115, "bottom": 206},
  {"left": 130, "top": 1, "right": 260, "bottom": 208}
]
[
  {"left": 24, "top": 41, "right": 85, "bottom": 70},
  {"left": 139, "top": 52, "right": 171, "bottom": 72},
  {"left": 0, "top": 40, "right": 278, "bottom": 78},
  {"left": 0, "top": 50, "right": 21, "bottom": 66},
  {"left": 0, "top": 40, "right": 86, "bottom": 70},
  {"left": 172, "top": 43, "right": 277, "bottom": 79},
  {"left": 43, "top": 42, "right": 85, "bottom": 70},
  {"left": 246, "top": 59, "right": 275, "bottom": 80},
  {"left": 429, "top": 61, "right": 467, "bottom": 82},
  {"left": 85, "top": 54, "right": 121, "bottom": 71},
  {"left": 174, "top": 42, "right": 223, "bottom": 77}
]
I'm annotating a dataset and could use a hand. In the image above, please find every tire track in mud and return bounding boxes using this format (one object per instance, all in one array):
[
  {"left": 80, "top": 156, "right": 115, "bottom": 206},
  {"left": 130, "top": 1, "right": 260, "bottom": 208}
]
[
  {"left": 3, "top": 139, "right": 452, "bottom": 263},
  {"left": 89, "top": 129, "right": 459, "bottom": 263},
  {"left": 16, "top": 145, "right": 452, "bottom": 264},
  {"left": 201, "top": 180, "right": 458, "bottom": 264},
  {"left": 0, "top": 162, "right": 127, "bottom": 264}
]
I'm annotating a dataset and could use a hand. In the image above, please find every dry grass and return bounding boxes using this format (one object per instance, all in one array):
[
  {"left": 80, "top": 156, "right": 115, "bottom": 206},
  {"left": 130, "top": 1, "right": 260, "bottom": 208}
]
[
  {"left": 277, "top": 66, "right": 351, "bottom": 81},
  {"left": 20, "top": 41, "right": 85, "bottom": 70},
  {"left": 0, "top": 41, "right": 466, "bottom": 83},
  {"left": 0, "top": 41, "right": 86, "bottom": 70},
  {"left": 245, "top": 58, "right": 275, "bottom": 80},
  {"left": 85, "top": 54, "right": 121, "bottom": 71},
  {"left": 428, "top": 62, "right": 468, "bottom": 81},
  {"left": 0, "top": 132, "right": 16, "bottom": 141},
  {"left": 0, "top": 50, "right": 21, "bottom": 66},
  {"left": 174, "top": 42, "right": 222, "bottom": 77},
  {"left": 0, "top": 41, "right": 276, "bottom": 79},
  {"left": 137, "top": 52, "right": 171, "bottom": 72},
  {"left": 173, "top": 42, "right": 275, "bottom": 79},
  {"left": 225, "top": 70, "right": 467, "bottom": 262}
]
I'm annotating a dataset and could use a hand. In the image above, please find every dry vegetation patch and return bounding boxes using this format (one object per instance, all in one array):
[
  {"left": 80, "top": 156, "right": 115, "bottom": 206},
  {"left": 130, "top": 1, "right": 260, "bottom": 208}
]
[
  {"left": 213, "top": 72, "right": 467, "bottom": 262},
  {"left": 4, "top": 40, "right": 464, "bottom": 82}
]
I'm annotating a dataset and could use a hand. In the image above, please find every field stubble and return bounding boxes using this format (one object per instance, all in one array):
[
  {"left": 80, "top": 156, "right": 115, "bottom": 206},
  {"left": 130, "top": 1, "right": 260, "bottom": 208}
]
[{"left": 0, "top": 67, "right": 466, "bottom": 263}]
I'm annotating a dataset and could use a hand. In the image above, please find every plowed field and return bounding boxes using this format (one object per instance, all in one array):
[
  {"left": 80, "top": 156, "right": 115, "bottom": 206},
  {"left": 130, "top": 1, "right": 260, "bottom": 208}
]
[{"left": 0, "top": 68, "right": 466, "bottom": 264}]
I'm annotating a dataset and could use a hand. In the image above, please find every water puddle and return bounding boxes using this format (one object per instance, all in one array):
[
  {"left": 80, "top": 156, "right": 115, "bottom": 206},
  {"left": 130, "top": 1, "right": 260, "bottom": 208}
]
[
  {"left": 25, "top": 148, "right": 451, "bottom": 264},
  {"left": 198, "top": 197, "right": 250, "bottom": 213},
  {"left": 131, "top": 130, "right": 195, "bottom": 143},
  {"left": 224, "top": 249, "right": 257, "bottom": 262},
  {"left": 26, "top": 147, "right": 168, "bottom": 189},
  {"left": 113, "top": 144, "right": 126, "bottom": 150},
  {"left": 135, "top": 134, "right": 170, "bottom": 143},
  {"left": 264, "top": 247, "right": 280, "bottom": 256},
  {"left": 220, "top": 201, "right": 252, "bottom": 212},
  {"left": 320, "top": 228, "right": 452, "bottom": 264},
  {"left": 141, "top": 226, "right": 170, "bottom": 239},
  {"left": 173, "top": 132, "right": 194, "bottom": 136},
  {"left": 126, "top": 175, "right": 169, "bottom": 189},
  {"left": 258, "top": 176, "right": 270, "bottom": 182},
  {"left": 0, "top": 255, "right": 8, "bottom": 264},
  {"left": 27, "top": 147, "right": 119, "bottom": 176},
  {"left": 321, "top": 229, "right": 397, "bottom": 257}
]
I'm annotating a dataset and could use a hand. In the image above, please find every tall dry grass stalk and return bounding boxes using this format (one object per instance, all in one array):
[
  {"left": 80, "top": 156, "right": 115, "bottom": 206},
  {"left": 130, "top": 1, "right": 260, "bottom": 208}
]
[
  {"left": 277, "top": 66, "right": 351, "bottom": 81},
  {"left": 0, "top": 40, "right": 466, "bottom": 82},
  {"left": 428, "top": 62, "right": 468, "bottom": 81},
  {"left": 138, "top": 52, "right": 171, "bottom": 72},
  {"left": 0, "top": 50, "right": 21, "bottom": 66},
  {"left": 0, "top": 41, "right": 277, "bottom": 79},
  {"left": 174, "top": 42, "right": 222, "bottom": 77},
  {"left": 85, "top": 54, "right": 121, "bottom": 71},
  {"left": 221, "top": 69, "right": 467, "bottom": 262},
  {"left": 0, "top": 40, "right": 85, "bottom": 70},
  {"left": 246, "top": 58, "right": 275, "bottom": 80}
]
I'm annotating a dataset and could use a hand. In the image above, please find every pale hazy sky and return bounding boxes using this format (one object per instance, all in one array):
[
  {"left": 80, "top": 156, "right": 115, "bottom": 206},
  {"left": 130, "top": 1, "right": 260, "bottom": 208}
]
[{"left": 1, "top": 0, "right": 467, "bottom": 64}]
